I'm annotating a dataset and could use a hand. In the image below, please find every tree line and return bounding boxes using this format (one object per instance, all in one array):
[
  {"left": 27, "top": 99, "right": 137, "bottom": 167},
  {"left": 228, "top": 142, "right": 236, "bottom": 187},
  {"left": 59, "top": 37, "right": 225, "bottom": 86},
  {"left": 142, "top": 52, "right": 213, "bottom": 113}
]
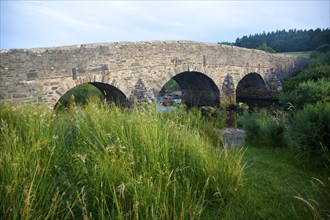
[{"left": 221, "top": 28, "right": 330, "bottom": 52}]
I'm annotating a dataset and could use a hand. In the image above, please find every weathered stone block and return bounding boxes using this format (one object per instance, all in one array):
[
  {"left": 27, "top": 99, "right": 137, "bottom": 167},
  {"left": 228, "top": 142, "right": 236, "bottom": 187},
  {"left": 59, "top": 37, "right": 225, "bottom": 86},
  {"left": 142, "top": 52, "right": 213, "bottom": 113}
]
[
  {"left": 219, "top": 128, "right": 245, "bottom": 149},
  {"left": 26, "top": 70, "right": 38, "bottom": 80}
]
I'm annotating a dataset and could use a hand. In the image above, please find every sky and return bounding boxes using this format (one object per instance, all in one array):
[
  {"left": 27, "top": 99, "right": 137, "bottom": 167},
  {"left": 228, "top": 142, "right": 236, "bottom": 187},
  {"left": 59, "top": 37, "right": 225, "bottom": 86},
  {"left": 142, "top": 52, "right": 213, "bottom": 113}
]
[{"left": 1, "top": 0, "right": 329, "bottom": 50}]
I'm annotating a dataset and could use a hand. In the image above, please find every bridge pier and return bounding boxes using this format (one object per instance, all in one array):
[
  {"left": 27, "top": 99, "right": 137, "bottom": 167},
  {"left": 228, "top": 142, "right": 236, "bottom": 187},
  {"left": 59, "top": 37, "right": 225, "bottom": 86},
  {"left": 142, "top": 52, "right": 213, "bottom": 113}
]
[{"left": 221, "top": 74, "right": 236, "bottom": 105}]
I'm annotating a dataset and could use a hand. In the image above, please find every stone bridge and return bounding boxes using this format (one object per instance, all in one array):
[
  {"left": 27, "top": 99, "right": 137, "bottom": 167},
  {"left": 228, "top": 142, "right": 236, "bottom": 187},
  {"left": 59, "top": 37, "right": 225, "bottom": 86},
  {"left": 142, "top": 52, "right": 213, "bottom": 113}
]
[{"left": 0, "top": 41, "right": 308, "bottom": 108}]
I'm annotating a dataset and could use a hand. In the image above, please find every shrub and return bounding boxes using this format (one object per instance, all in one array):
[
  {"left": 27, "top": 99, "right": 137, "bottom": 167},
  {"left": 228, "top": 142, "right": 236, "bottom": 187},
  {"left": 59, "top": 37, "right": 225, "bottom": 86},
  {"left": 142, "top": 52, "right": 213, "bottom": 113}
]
[
  {"left": 282, "top": 65, "right": 330, "bottom": 92},
  {"left": 279, "top": 79, "right": 330, "bottom": 110},
  {"left": 309, "top": 52, "right": 330, "bottom": 68},
  {"left": 281, "top": 46, "right": 330, "bottom": 93},
  {"left": 311, "top": 43, "right": 330, "bottom": 54},
  {"left": 287, "top": 102, "right": 330, "bottom": 167},
  {"left": 310, "top": 43, "right": 330, "bottom": 67},
  {"left": 237, "top": 110, "right": 287, "bottom": 148}
]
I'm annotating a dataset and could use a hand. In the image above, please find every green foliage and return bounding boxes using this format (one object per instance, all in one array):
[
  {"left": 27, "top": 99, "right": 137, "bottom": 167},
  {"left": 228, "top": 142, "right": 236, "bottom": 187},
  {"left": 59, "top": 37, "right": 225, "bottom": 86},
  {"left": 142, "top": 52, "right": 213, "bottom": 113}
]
[
  {"left": 237, "top": 110, "right": 287, "bottom": 148},
  {"left": 309, "top": 52, "right": 330, "bottom": 67},
  {"left": 312, "top": 43, "right": 330, "bottom": 54},
  {"left": 282, "top": 65, "right": 330, "bottom": 91},
  {"left": 280, "top": 48, "right": 330, "bottom": 111},
  {"left": 239, "top": 49, "right": 329, "bottom": 165},
  {"left": 234, "top": 28, "right": 330, "bottom": 52},
  {"left": 279, "top": 79, "right": 330, "bottom": 110},
  {"left": 218, "top": 41, "right": 235, "bottom": 46},
  {"left": 287, "top": 102, "right": 330, "bottom": 167},
  {"left": 256, "top": 43, "right": 276, "bottom": 53}
]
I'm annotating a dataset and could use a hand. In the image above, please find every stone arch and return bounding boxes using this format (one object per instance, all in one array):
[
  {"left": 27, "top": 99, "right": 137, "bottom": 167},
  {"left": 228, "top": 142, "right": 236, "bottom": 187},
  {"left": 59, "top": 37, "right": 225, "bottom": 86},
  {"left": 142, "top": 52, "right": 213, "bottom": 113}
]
[
  {"left": 157, "top": 70, "right": 220, "bottom": 107},
  {"left": 50, "top": 74, "right": 129, "bottom": 108},
  {"left": 153, "top": 63, "right": 207, "bottom": 96},
  {"left": 236, "top": 72, "right": 272, "bottom": 102}
]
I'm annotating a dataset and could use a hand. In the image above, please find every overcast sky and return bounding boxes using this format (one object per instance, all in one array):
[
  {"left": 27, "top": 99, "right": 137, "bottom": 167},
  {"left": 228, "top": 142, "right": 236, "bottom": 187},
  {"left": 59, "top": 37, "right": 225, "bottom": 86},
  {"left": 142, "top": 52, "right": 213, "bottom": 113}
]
[{"left": 1, "top": 0, "right": 329, "bottom": 50}]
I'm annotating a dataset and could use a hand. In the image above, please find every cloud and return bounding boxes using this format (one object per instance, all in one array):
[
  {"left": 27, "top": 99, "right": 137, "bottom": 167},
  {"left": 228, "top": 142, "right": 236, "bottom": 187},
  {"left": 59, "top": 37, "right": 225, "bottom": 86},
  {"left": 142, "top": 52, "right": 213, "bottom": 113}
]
[{"left": 1, "top": 0, "right": 329, "bottom": 49}]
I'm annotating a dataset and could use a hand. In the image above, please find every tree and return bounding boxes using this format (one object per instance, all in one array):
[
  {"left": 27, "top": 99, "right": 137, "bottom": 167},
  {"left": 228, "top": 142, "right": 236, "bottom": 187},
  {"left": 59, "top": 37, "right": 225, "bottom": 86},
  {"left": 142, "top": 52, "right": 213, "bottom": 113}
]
[{"left": 232, "top": 28, "right": 330, "bottom": 52}]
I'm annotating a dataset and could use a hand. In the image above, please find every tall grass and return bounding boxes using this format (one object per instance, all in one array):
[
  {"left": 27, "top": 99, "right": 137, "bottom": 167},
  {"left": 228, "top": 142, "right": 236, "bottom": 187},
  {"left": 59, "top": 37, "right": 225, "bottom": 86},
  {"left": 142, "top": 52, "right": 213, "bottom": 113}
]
[{"left": 0, "top": 102, "right": 242, "bottom": 219}]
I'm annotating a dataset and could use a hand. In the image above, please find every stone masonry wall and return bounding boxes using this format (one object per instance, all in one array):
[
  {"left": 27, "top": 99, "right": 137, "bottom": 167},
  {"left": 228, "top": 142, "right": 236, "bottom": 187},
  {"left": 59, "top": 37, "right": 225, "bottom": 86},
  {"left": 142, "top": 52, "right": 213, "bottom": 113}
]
[{"left": 0, "top": 41, "right": 309, "bottom": 108}]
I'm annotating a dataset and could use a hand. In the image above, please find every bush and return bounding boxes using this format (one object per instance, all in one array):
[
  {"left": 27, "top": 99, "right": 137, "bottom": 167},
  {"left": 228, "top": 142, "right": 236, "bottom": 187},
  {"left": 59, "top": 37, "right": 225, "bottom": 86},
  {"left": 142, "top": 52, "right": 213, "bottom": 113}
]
[
  {"left": 279, "top": 79, "right": 330, "bottom": 110},
  {"left": 309, "top": 52, "right": 330, "bottom": 67},
  {"left": 281, "top": 45, "right": 330, "bottom": 93},
  {"left": 237, "top": 110, "right": 287, "bottom": 148},
  {"left": 309, "top": 44, "right": 330, "bottom": 68},
  {"left": 282, "top": 65, "right": 330, "bottom": 92},
  {"left": 287, "top": 102, "right": 330, "bottom": 167},
  {"left": 310, "top": 44, "right": 330, "bottom": 57}
]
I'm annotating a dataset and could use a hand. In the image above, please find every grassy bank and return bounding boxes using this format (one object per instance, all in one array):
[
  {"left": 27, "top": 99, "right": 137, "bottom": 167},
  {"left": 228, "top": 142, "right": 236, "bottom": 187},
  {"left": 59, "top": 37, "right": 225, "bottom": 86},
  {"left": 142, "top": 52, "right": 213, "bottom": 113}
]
[
  {"left": 238, "top": 147, "right": 330, "bottom": 219},
  {"left": 0, "top": 102, "right": 241, "bottom": 219},
  {"left": 1, "top": 102, "right": 329, "bottom": 219}
]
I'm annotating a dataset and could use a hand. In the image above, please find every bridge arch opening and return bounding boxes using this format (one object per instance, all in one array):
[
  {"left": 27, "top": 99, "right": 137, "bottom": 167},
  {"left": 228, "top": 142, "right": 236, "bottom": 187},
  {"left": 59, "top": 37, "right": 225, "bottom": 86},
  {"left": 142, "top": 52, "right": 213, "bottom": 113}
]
[
  {"left": 55, "top": 82, "right": 127, "bottom": 110},
  {"left": 236, "top": 72, "right": 272, "bottom": 107},
  {"left": 158, "top": 71, "right": 220, "bottom": 107}
]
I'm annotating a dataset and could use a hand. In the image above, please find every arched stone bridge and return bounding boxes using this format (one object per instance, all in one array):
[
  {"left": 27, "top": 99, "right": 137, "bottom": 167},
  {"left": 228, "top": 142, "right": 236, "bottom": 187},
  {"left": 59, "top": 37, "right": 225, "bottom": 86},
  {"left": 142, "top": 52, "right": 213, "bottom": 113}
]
[{"left": 0, "top": 41, "right": 308, "bottom": 108}]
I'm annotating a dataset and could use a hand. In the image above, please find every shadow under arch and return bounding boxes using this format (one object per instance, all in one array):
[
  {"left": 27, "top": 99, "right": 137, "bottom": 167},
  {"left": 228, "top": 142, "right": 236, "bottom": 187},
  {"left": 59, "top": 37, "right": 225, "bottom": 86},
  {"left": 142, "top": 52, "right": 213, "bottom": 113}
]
[
  {"left": 159, "top": 71, "right": 220, "bottom": 107},
  {"left": 54, "top": 82, "right": 127, "bottom": 110},
  {"left": 91, "top": 82, "right": 128, "bottom": 106},
  {"left": 236, "top": 72, "right": 273, "bottom": 107}
]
